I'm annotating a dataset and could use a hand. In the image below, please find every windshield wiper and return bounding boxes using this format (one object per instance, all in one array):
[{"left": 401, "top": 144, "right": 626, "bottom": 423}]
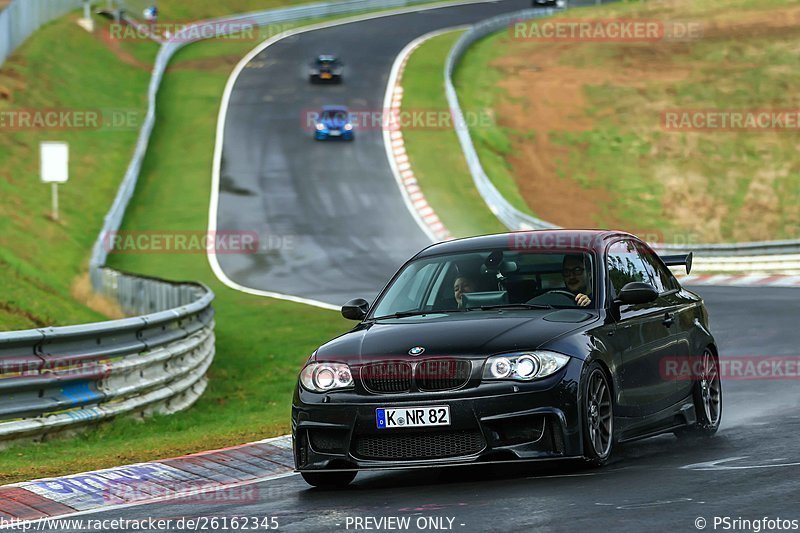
[
  {"left": 371, "top": 310, "right": 437, "bottom": 320},
  {"left": 468, "top": 303, "right": 553, "bottom": 311}
]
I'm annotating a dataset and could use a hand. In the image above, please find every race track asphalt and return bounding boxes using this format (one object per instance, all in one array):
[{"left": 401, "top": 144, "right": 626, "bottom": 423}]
[
  {"left": 213, "top": 0, "right": 533, "bottom": 306},
  {"left": 58, "top": 286, "right": 800, "bottom": 532}
]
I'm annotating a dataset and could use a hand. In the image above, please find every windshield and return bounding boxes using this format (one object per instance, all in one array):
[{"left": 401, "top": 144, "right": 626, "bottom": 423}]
[
  {"left": 320, "top": 109, "right": 349, "bottom": 121},
  {"left": 370, "top": 249, "right": 596, "bottom": 318}
]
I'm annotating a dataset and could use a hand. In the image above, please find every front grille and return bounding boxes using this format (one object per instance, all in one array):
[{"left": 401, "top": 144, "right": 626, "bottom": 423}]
[
  {"left": 416, "top": 359, "right": 471, "bottom": 391},
  {"left": 361, "top": 361, "right": 412, "bottom": 393},
  {"left": 353, "top": 430, "right": 486, "bottom": 460}
]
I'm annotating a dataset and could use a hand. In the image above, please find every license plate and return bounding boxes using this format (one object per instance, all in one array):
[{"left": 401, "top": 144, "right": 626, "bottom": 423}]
[
  {"left": 376, "top": 406, "right": 450, "bottom": 429},
  {"left": 328, "top": 130, "right": 341, "bottom": 136},
  {"left": 321, "top": 73, "right": 332, "bottom": 79}
]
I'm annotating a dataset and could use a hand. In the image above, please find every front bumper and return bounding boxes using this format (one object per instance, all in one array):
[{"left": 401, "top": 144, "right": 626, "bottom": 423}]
[
  {"left": 314, "top": 129, "right": 354, "bottom": 140},
  {"left": 310, "top": 72, "right": 341, "bottom": 82},
  {"left": 292, "top": 363, "right": 584, "bottom": 471}
]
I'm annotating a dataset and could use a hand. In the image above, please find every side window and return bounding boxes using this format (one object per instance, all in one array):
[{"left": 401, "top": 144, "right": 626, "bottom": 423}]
[
  {"left": 635, "top": 242, "right": 675, "bottom": 293},
  {"left": 425, "top": 262, "right": 453, "bottom": 307},
  {"left": 405, "top": 263, "right": 438, "bottom": 305},
  {"left": 606, "top": 240, "right": 651, "bottom": 296},
  {"left": 372, "top": 261, "right": 438, "bottom": 316}
]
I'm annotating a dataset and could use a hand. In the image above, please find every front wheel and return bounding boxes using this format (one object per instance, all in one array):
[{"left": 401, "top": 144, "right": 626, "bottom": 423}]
[
  {"left": 301, "top": 470, "right": 356, "bottom": 489},
  {"left": 582, "top": 363, "right": 614, "bottom": 466}
]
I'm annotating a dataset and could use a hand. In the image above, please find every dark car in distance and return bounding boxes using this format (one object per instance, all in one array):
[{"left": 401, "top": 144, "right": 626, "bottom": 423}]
[
  {"left": 292, "top": 230, "right": 723, "bottom": 488},
  {"left": 309, "top": 55, "right": 344, "bottom": 83}
]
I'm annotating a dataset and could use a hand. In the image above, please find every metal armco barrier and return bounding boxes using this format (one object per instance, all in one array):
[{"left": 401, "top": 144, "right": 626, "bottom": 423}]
[
  {"left": 0, "top": 0, "right": 85, "bottom": 66},
  {"left": 0, "top": 269, "right": 214, "bottom": 447},
  {"left": 444, "top": 8, "right": 800, "bottom": 267},
  {"left": 444, "top": 8, "right": 559, "bottom": 233}
]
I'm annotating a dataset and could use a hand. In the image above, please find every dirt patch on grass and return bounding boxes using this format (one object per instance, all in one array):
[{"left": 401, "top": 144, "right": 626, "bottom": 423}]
[
  {"left": 0, "top": 302, "right": 47, "bottom": 328},
  {"left": 92, "top": 23, "right": 153, "bottom": 70},
  {"left": 71, "top": 273, "right": 126, "bottom": 320},
  {"left": 493, "top": 44, "right": 691, "bottom": 231},
  {"left": 485, "top": 3, "right": 800, "bottom": 240}
]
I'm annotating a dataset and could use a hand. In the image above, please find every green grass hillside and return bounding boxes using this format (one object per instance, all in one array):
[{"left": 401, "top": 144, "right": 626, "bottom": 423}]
[{"left": 449, "top": 0, "right": 800, "bottom": 243}]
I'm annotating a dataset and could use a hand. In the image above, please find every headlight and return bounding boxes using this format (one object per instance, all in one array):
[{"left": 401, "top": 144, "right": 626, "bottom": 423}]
[
  {"left": 483, "top": 351, "right": 569, "bottom": 381},
  {"left": 343, "top": 123, "right": 353, "bottom": 131},
  {"left": 300, "top": 362, "right": 353, "bottom": 392},
  {"left": 315, "top": 123, "right": 326, "bottom": 131}
]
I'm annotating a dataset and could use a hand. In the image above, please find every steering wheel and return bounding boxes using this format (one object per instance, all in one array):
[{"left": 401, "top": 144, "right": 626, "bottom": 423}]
[{"left": 529, "top": 290, "right": 578, "bottom": 306}]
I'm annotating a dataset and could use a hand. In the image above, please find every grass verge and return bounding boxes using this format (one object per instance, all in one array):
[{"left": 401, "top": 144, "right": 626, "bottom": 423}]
[
  {"left": 453, "top": 29, "right": 538, "bottom": 219},
  {"left": 0, "top": 15, "right": 155, "bottom": 331},
  {"left": 400, "top": 30, "right": 507, "bottom": 238}
]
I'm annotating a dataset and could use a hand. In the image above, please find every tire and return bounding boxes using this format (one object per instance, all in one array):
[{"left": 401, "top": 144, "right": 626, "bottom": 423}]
[
  {"left": 678, "top": 349, "right": 722, "bottom": 438},
  {"left": 581, "top": 363, "right": 614, "bottom": 466},
  {"left": 301, "top": 470, "right": 356, "bottom": 489}
]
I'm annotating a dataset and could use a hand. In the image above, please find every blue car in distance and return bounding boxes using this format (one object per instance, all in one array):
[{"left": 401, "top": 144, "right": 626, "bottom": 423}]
[{"left": 314, "top": 105, "right": 355, "bottom": 141}]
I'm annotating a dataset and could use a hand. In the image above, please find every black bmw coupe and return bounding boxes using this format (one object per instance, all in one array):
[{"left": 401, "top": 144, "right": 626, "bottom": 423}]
[{"left": 292, "top": 230, "right": 722, "bottom": 487}]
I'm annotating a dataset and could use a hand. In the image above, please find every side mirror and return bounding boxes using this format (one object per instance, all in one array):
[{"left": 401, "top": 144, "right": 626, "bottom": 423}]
[
  {"left": 615, "top": 282, "right": 658, "bottom": 306},
  {"left": 341, "top": 298, "right": 369, "bottom": 321}
]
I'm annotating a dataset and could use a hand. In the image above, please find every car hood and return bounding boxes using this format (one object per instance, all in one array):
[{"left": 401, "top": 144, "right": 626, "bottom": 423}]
[
  {"left": 319, "top": 116, "right": 349, "bottom": 129},
  {"left": 315, "top": 310, "right": 599, "bottom": 363}
]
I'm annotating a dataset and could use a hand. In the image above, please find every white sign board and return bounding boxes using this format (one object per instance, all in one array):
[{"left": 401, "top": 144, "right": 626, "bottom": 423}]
[{"left": 40, "top": 141, "right": 69, "bottom": 183}]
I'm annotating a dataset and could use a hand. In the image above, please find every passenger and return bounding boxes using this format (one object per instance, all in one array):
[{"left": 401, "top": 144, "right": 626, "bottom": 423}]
[{"left": 453, "top": 275, "right": 477, "bottom": 308}]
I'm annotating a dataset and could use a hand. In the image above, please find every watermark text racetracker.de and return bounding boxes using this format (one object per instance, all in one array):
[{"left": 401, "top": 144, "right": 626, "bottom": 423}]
[
  {"left": 662, "top": 356, "right": 800, "bottom": 381},
  {"left": 103, "top": 230, "right": 294, "bottom": 254},
  {"left": 510, "top": 18, "right": 703, "bottom": 42},
  {"left": 663, "top": 109, "right": 800, "bottom": 132},
  {"left": 507, "top": 229, "right": 702, "bottom": 253},
  {"left": 108, "top": 19, "right": 263, "bottom": 42},
  {"left": 0, "top": 108, "right": 142, "bottom": 131},
  {"left": 301, "top": 108, "right": 493, "bottom": 131}
]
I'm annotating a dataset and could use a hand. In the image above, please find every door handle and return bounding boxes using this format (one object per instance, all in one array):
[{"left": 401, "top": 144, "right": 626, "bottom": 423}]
[{"left": 662, "top": 313, "right": 675, "bottom": 327}]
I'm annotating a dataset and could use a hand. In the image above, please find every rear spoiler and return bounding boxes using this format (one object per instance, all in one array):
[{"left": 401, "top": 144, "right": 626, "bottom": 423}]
[{"left": 660, "top": 252, "right": 693, "bottom": 274}]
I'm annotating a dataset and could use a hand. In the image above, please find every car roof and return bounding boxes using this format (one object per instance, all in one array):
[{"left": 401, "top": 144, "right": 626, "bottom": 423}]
[
  {"left": 317, "top": 55, "right": 338, "bottom": 61},
  {"left": 320, "top": 105, "right": 348, "bottom": 112},
  {"left": 415, "top": 230, "right": 639, "bottom": 258}
]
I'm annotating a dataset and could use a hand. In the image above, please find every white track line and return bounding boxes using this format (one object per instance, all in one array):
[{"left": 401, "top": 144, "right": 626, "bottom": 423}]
[
  {"left": 0, "top": 472, "right": 299, "bottom": 529},
  {"left": 207, "top": 1, "right": 503, "bottom": 310},
  {"left": 382, "top": 27, "right": 468, "bottom": 243}
]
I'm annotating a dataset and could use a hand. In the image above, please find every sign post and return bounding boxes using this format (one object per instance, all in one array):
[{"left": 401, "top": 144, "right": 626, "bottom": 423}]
[
  {"left": 78, "top": 1, "right": 94, "bottom": 32},
  {"left": 40, "top": 142, "right": 69, "bottom": 221}
]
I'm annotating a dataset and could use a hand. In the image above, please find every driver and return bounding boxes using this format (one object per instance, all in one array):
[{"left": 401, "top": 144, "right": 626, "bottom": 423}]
[{"left": 562, "top": 254, "right": 592, "bottom": 307}]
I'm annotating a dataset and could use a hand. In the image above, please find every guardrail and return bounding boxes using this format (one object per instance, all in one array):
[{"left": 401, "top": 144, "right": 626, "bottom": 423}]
[
  {"left": 0, "top": 270, "right": 214, "bottom": 447},
  {"left": 443, "top": 8, "right": 800, "bottom": 267},
  {"left": 0, "top": 0, "right": 85, "bottom": 66},
  {"left": 445, "top": 8, "right": 560, "bottom": 232}
]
